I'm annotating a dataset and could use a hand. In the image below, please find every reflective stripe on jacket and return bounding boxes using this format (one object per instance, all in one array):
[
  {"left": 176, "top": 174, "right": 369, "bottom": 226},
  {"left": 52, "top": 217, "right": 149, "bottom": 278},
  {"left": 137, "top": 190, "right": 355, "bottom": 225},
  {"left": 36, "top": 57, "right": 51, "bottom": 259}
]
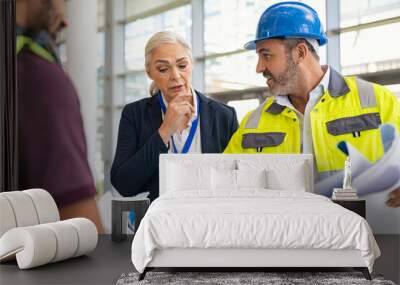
[
  {"left": 224, "top": 67, "right": 400, "bottom": 175},
  {"left": 17, "top": 35, "right": 55, "bottom": 62}
]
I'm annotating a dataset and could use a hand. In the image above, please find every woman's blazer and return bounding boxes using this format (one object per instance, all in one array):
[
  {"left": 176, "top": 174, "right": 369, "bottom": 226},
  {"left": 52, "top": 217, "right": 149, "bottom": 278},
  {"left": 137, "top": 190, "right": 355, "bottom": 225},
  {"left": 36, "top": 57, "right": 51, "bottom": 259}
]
[{"left": 111, "top": 90, "right": 239, "bottom": 201}]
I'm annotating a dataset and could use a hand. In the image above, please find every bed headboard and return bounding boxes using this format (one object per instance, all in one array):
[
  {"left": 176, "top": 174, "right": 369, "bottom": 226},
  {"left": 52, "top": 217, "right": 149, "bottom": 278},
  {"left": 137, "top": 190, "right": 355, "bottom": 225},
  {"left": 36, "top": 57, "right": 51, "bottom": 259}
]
[{"left": 159, "top": 154, "right": 314, "bottom": 195}]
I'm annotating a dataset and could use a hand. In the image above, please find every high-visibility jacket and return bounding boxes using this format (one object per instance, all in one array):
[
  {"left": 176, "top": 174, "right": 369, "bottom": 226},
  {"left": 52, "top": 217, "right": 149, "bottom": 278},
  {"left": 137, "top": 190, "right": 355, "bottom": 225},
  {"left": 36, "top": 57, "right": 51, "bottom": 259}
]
[
  {"left": 224, "top": 67, "right": 400, "bottom": 176},
  {"left": 17, "top": 34, "right": 55, "bottom": 62}
]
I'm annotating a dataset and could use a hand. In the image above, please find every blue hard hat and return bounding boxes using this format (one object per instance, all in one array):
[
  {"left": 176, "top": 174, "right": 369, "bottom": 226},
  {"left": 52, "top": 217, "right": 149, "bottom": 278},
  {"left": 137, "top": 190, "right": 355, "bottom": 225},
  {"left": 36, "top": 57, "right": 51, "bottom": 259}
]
[{"left": 244, "top": 1, "right": 327, "bottom": 50}]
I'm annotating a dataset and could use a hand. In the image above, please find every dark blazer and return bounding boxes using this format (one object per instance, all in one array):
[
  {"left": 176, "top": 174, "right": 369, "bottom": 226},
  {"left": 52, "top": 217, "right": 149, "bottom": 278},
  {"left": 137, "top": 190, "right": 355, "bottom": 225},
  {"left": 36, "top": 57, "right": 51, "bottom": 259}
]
[{"left": 110, "top": 90, "right": 239, "bottom": 201}]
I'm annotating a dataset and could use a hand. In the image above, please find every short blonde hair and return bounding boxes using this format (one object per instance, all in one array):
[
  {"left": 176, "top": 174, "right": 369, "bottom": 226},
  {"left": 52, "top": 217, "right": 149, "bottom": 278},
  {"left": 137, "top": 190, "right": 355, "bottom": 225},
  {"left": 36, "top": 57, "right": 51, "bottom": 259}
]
[{"left": 144, "top": 31, "right": 193, "bottom": 96}]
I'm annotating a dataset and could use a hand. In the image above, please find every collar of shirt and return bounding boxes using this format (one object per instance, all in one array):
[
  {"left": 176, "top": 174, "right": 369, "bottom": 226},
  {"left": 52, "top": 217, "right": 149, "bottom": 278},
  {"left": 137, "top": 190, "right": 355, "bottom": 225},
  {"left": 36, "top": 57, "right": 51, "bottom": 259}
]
[
  {"left": 159, "top": 87, "right": 201, "bottom": 153},
  {"left": 17, "top": 26, "right": 61, "bottom": 66},
  {"left": 310, "top": 65, "right": 330, "bottom": 104},
  {"left": 160, "top": 86, "right": 198, "bottom": 121}
]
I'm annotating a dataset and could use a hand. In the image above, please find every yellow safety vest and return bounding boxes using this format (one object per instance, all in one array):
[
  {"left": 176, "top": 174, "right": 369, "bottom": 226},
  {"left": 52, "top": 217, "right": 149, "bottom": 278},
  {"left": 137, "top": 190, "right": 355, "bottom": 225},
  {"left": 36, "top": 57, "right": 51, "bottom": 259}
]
[
  {"left": 16, "top": 35, "right": 55, "bottom": 62},
  {"left": 224, "top": 67, "right": 400, "bottom": 176}
]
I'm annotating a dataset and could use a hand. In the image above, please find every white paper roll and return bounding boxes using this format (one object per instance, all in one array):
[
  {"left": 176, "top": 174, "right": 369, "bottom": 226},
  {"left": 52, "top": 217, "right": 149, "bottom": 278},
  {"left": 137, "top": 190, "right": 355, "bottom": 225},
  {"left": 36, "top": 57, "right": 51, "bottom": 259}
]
[
  {"left": 1, "top": 192, "right": 39, "bottom": 227},
  {"left": 42, "top": 221, "right": 79, "bottom": 262},
  {"left": 24, "top": 189, "right": 60, "bottom": 224},
  {"left": 0, "top": 195, "right": 17, "bottom": 238},
  {"left": 0, "top": 226, "right": 57, "bottom": 269},
  {"left": 66, "top": 218, "right": 98, "bottom": 257},
  {"left": 0, "top": 218, "right": 97, "bottom": 269}
]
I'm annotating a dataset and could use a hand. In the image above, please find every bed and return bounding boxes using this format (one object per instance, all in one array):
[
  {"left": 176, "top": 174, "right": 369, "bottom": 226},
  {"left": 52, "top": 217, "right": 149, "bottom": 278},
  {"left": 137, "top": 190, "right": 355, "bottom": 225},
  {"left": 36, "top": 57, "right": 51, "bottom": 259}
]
[{"left": 131, "top": 154, "right": 380, "bottom": 280}]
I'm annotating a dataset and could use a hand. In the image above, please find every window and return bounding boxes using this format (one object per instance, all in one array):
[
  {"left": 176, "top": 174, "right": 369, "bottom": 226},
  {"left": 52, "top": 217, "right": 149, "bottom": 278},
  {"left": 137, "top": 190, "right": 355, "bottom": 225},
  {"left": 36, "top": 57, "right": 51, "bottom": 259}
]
[
  {"left": 97, "top": 32, "right": 105, "bottom": 76},
  {"left": 203, "top": 0, "right": 327, "bottom": 94},
  {"left": 385, "top": 84, "right": 400, "bottom": 100},
  {"left": 204, "top": 0, "right": 267, "bottom": 55},
  {"left": 340, "top": 0, "right": 400, "bottom": 75},
  {"left": 341, "top": 23, "right": 400, "bottom": 74},
  {"left": 124, "top": 4, "right": 191, "bottom": 103},
  {"left": 58, "top": 43, "right": 67, "bottom": 66},
  {"left": 96, "top": 31, "right": 105, "bottom": 192},
  {"left": 205, "top": 51, "right": 265, "bottom": 93},
  {"left": 203, "top": 0, "right": 326, "bottom": 55},
  {"left": 340, "top": 0, "right": 400, "bottom": 28},
  {"left": 228, "top": 98, "right": 260, "bottom": 122},
  {"left": 124, "top": 72, "right": 150, "bottom": 103},
  {"left": 97, "top": 0, "right": 105, "bottom": 30},
  {"left": 124, "top": 5, "right": 191, "bottom": 71}
]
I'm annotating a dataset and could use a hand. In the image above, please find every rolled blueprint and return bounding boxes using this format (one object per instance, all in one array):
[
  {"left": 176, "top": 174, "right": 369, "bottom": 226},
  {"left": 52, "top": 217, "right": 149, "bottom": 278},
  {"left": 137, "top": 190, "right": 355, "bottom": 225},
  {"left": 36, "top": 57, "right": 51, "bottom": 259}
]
[{"left": 315, "top": 124, "right": 400, "bottom": 234}]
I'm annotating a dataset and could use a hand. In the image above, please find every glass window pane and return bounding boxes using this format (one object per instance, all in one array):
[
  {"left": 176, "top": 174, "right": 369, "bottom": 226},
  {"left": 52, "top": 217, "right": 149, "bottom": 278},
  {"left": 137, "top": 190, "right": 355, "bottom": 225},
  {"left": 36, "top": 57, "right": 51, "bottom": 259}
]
[
  {"left": 124, "top": 72, "right": 150, "bottom": 104},
  {"left": 204, "top": 0, "right": 326, "bottom": 55},
  {"left": 228, "top": 98, "right": 260, "bottom": 122},
  {"left": 340, "top": 0, "right": 400, "bottom": 27},
  {"left": 96, "top": 106, "right": 104, "bottom": 192},
  {"left": 340, "top": 23, "right": 400, "bottom": 71},
  {"left": 97, "top": 0, "right": 105, "bottom": 29},
  {"left": 97, "top": 76, "right": 104, "bottom": 106},
  {"left": 205, "top": 51, "right": 265, "bottom": 93},
  {"left": 97, "top": 32, "right": 105, "bottom": 75},
  {"left": 339, "top": 0, "right": 400, "bottom": 74},
  {"left": 385, "top": 84, "right": 400, "bottom": 100},
  {"left": 124, "top": 5, "right": 191, "bottom": 71},
  {"left": 58, "top": 43, "right": 67, "bottom": 65},
  {"left": 96, "top": 31, "right": 105, "bottom": 106}
]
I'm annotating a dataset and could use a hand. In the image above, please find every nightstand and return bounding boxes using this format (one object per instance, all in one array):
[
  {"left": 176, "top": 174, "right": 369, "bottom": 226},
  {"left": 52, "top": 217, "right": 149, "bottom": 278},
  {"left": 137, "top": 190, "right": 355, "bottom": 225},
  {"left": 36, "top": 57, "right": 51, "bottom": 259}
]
[
  {"left": 111, "top": 197, "right": 150, "bottom": 242},
  {"left": 332, "top": 199, "right": 366, "bottom": 218}
]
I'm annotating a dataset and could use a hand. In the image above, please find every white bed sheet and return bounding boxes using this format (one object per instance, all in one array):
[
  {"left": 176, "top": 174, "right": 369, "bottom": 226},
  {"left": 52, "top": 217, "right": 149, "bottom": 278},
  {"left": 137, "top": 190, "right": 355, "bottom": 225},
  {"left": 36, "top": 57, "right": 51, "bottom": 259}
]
[{"left": 131, "top": 190, "right": 380, "bottom": 273}]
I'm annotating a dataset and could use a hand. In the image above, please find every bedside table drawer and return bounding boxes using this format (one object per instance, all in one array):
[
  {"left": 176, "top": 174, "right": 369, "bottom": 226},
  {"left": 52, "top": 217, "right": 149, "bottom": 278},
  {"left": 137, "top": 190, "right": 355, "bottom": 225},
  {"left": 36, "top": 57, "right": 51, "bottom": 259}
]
[{"left": 332, "top": 200, "right": 366, "bottom": 218}]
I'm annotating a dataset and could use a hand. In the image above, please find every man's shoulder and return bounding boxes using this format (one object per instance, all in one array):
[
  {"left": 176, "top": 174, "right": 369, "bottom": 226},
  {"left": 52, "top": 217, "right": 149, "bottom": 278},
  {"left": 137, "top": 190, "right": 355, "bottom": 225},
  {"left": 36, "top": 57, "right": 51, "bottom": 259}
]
[
  {"left": 344, "top": 75, "right": 397, "bottom": 100},
  {"left": 18, "top": 50, "right": 61, "bottom": 73},
  {"left": 17, "top": 51, "right": 79, "bottom": 108},
  {"left": 17, "top": 51, "right": 72, "bottom": 90}
]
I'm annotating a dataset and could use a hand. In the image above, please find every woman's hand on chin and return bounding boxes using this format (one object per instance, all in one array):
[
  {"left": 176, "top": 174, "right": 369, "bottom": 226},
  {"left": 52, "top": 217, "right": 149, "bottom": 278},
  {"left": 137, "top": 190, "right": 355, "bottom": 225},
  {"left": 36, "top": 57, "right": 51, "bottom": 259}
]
[{"left": 159, "top": 95, "right": 194, "bottom": 143}]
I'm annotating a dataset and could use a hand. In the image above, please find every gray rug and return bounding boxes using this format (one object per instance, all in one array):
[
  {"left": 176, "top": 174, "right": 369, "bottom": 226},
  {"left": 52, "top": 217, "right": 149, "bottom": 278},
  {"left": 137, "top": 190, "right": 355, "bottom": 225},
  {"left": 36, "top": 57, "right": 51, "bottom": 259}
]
[{"left": 116, "top": 271, "right": 396, "bottom": 285}]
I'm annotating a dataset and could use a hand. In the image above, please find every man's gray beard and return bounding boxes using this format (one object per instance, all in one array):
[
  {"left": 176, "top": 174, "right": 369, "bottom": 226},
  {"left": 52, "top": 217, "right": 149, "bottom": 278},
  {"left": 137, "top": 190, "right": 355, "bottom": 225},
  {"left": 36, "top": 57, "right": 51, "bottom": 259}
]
[{"left": 269, "top": 59, "right": 299, "bottom": 96}]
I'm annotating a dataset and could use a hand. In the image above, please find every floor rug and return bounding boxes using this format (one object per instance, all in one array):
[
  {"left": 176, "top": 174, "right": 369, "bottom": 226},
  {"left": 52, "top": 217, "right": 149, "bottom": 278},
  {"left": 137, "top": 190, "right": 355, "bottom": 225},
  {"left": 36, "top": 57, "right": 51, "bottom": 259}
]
[{"left": 116, "top": 271, "right": 396, "bottom": 285}]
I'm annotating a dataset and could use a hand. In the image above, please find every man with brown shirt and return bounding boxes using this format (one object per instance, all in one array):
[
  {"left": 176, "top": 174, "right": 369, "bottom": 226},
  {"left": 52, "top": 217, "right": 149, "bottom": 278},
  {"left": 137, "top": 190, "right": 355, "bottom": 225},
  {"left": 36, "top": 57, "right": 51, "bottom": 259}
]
[{"left": 16, "top": 0, "right": 103, "bottom": 232}]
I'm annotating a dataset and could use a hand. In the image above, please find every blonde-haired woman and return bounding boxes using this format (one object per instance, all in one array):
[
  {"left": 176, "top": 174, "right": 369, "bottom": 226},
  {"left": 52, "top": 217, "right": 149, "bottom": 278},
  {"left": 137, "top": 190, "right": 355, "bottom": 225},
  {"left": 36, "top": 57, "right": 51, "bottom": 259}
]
[{"left": 111, "top": 31, "right": 238, "bottom": 201}]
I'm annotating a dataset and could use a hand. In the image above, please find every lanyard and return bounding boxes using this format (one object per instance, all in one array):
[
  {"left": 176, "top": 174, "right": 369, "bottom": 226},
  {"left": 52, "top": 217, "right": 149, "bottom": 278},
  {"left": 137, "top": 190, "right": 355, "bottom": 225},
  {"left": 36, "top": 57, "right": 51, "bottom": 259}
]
[{"left": 158, "top": 94, "right": 200, "bottom": 154}]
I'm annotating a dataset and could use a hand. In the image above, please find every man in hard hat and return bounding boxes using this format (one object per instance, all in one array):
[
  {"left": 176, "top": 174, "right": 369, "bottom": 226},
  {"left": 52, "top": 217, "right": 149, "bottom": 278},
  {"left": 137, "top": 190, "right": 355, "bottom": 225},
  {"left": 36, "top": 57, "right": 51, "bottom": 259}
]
[
  {"left": 16, "top": 0, "right": 103, "bottom": 230},
  {"left": 224, "top": 2, "right": 400, "bottom": 207}
]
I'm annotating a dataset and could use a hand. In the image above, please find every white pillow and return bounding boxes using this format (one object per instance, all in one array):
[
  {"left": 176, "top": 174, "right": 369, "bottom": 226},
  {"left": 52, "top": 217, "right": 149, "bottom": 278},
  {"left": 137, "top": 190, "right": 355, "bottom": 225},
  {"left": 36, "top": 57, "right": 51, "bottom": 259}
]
[
  {"left": 266, "top": 164, "right": 307, "bottom": 191},
  {"left": 237, "top": 159, "right": 310, "bottom": 192},
  {"left": 166, "top": 157, "right": 236, "bottom": 170},
  {"left": 237, "top": 169, "right": 268, "bottom": 189},
  {"left": 167, "top": 162, "right": 212, "bottom": 191},
  {"left": 211, "top": 168, "right": 268, "bottom": 190},
  {"left": 211, "top": 168, "right": 237, "bottom": 190}
]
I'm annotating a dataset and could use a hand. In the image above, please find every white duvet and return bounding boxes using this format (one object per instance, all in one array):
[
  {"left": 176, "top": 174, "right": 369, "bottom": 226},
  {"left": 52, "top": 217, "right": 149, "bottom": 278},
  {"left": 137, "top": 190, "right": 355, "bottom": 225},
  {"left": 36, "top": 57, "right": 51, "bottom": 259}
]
[{"left": 131, "top": 190, "right": 380, "bottom": 273}]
